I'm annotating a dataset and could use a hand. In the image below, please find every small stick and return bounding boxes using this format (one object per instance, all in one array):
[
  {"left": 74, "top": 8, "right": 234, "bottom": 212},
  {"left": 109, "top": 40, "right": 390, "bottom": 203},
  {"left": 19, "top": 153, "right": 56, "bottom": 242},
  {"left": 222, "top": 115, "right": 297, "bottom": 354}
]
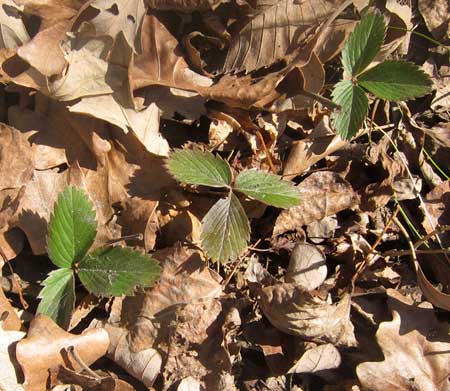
[
  {"left": 383, "top": 248, "right": 450, "bottom": 257},
  {"left": 66, "top": 346, "right": 102, "bottom": 381}
]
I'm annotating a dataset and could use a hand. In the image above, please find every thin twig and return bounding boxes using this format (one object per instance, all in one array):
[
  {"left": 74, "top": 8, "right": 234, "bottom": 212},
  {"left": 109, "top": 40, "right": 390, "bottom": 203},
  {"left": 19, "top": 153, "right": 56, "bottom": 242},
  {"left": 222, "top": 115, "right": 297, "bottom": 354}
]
[
  {"left": 383, "top": 248, "right": 450, "bottom": 257},
  {"left": 66, "top": 346, "right": 102, "bottom": 381}
]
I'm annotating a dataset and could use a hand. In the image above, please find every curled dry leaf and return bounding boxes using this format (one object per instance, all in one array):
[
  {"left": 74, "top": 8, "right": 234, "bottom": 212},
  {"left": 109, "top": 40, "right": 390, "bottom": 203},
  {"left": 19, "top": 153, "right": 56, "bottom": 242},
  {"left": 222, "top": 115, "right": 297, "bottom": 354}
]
[
  {"left": 257, "top": 283, "right": 356, "bottom": 347},
  {"left": 274, "top": 171, "right": 359, "bottom": 236},
  {"left": 357, "top": 291, "right": 450, "bottom": 391},
  {"left": 286, "top": 242, "right": 327, "bottom": 291},
  {"left": 97, "top": 322, "right": 161, "bottom": 387},
  {"left": 288, "top": 343, "right": 341, "bottom": 374},
  {"left": 16, "top": 315, "right": 109, "bottom": 391}
]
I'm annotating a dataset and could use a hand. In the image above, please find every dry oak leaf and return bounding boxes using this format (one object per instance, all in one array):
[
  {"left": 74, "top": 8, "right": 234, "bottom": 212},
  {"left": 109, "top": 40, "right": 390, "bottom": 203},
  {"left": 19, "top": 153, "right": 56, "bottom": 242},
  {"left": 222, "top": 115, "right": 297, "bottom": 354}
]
[
  {"left": 422, "top": 180, "right": 450, "bottom": 247},
  {"left": 257, "top": 283, "right": 356, "bottom": 347},
  {"left": 222, "top": 0, "right": 346, "bottom": 74},
  {"left": 16, "top": 314, "right": 109, "bottom": 391},
  {"left": 274, "top": 171, "right": 359, "bottom": 236},
  {"left": 0, "top": 287, "right": 21, "bottom": 331},
  {"left": 130, "top": 13, "right": 212, "bottom": 92},
  {"left": 0, "top": 324, "right": 25, "bottom": 391},
  {"left": 0, "top": 123, "right": 34, "bottom": 190},
  {"left": 357, "top": 311, "right": 450, "bottom": 391}
]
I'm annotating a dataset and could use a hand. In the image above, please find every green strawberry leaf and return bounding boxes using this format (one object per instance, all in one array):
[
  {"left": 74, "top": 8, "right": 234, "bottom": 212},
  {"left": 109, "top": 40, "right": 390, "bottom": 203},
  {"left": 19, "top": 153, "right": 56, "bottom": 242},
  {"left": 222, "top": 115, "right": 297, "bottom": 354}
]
[
  {"left": 342, "top": 12, "right": 386, "bottom": 76},
  {"left": 235, "top": 170, "right": 301, "bottom": 208},
  {"left": 47, "top": 186, "right": 97, "bottom": 268},
  {"left": 167, "top": 149, "right": 232, "bottom": 188},
  {"left": 332, "top": 80, "right": 368, "bottom": 140},
  {"left": 37, "top": 268, "right": 75, "bottom": 329},
  {"left": 201, "top": 192, "right": 250, "bottom": 263},
  {"left": 78, "top": 247, "right": 161, "bottom": 296},
  {"left": 358, "top": 60, "right": 432, "bottom": 101}
]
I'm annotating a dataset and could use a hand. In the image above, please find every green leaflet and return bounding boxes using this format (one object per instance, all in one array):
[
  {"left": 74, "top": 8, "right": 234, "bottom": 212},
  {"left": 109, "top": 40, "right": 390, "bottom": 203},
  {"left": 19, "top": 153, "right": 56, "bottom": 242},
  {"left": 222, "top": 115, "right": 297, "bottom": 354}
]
[
  {"left": 235, "top": 170, "right": 301, "bottom": 208},
  {"left": 332, "top": 80, "right": 368, "bottom": 139},
  {"left": 167, "top": 149, "right": 232, "bottom": 188},
  {"left": 47, "top": 186, "right": 97, "bottom": 268},
  {"left": 358, "top": 61, "right": 432, "bottom": 101},
  {"left": 201, "top": 193, "right": 250, "bottom": 263},
  {"left": 341, "top": 12, "right": 385, "bottom": 77},
  {"left": 78, "top": 246, "right": 161, "bottom": 296},
  {"left": 37, "top": 268, "right": 75, "bottom": 329}
]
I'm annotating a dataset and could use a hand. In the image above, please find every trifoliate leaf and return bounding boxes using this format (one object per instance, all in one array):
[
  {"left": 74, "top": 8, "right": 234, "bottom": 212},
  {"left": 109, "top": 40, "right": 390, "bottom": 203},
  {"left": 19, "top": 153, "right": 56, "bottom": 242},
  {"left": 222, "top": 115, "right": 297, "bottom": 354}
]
[
  {"left": 341, "top": 12, "right": 386, "bottom": 76},
  {"left": 332, "top": 80, "right": 368, "bottom": 140},
  {"left": 235, "top": 170, "right": 301, "bottom": 208},
  {"left": 78, "top": 247, "right": 161, "bottom": 296},
  {"left": 358, "top": 61, "right": 432, "bottom": 101},
  {"left": 47, "top": 187, "right": 97, "bottom": 268},
  {"left": 167, "top": 149, "right": 232, "bottom": 188},
  {"left": 201, "top": 193, "right": 250, "bottom": 263},
  {"left": 37, "top": 268, "right": 75, "bottom": 329}
]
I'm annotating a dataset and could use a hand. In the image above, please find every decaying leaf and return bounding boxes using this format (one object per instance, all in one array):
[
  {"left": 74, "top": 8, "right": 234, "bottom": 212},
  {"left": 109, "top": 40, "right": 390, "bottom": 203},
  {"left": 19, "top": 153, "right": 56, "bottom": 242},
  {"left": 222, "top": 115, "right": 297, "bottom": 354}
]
[
  {"left": 274, "top": 171, "right": 359, "bottom": 236},
  {"left": 16, "top": 315, "right": 109, "bottom": 391},
  {"left": 257, "top": 283, "right": 356, "bottom": 346}
]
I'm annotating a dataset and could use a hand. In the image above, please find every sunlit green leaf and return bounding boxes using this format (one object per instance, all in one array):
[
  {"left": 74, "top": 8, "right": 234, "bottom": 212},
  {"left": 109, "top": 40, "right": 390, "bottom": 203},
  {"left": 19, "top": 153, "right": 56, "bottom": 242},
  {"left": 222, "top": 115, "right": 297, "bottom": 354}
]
[
  {"left": 342, "top": 12, "right": 385, "bottom": 76},
  {"left": 37, "top": 268, "right": 75, "bottom": 329},
  {"left": 47, "top": 186, "right": 97, "bottom": 268},
  {"left": 78, "top": 247, "right": 161, "bottom": 296},
  {"left": 201, "top": 193, "right": 250, "bottom": 263},
  {"left": 235, "top": 170, "right": 301, "bottom": 208},
  {"left": 167, "top": 149, "right": 232, "bottom": 188},
  {"left": 332, "top": 80, "right": 368, "bottom": 140},
  {"left": 358, "top": 61, "right": 432, "bottom": 101}
]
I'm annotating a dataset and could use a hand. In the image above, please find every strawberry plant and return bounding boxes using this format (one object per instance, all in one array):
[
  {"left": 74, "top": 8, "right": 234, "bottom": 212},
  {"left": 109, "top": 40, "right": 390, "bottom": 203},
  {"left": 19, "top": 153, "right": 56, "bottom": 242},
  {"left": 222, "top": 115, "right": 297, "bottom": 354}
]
[
  {"left": 167, "top": 149, "right": 301, "bottom": 263},
  {"left": 37, "top": 187, "right": 161, "bottom": 328},
  {"left": 332, "top": 12, "right": 432, "bottom": 139}
]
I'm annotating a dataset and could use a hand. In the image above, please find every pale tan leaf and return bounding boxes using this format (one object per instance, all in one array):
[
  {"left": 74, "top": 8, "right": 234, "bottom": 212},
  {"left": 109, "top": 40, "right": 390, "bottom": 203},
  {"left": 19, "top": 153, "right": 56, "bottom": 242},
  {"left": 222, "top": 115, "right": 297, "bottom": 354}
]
[
  {"left": 0, "top": 0, "right": 30, "bottom": 49},
  {"left": 222, "top": 0, "right": 345, "bottom": 74},
  {"left": 258, "top": 283, "right": 356, "bottom": 346},
  {"left": 418, "top": 0, "right": 450, "bottom": 41},
  {"left": 288, "top": 344, "right": 341, "bottom": 374},
  {"left": 0, "top": 287, "right": 21, "bottom": 331},
  {"left": 357, "top": 294, "right": 450, "bottom": 391},
  {"left": 88, "top": 0, "right": 147, "bottom": 51},
  {"left": 0, "top": 326, "right": 25, "bottom": 391},
  {"left": 274, "top": 171, "right": 359, "bottom": 236},
  {"left": 16, "top": 315, "right": 109, "bottom": 391},
  {"left": 286, "top": 243, "right": 327, "bottom": 291}
]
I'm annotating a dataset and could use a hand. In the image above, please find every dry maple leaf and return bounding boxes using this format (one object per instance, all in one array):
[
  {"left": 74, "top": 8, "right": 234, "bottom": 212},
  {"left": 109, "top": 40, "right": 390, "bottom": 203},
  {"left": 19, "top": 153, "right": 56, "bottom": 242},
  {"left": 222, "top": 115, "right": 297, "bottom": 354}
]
[{"left": 16, "top": 314, "right": 109, "bottom": 391}]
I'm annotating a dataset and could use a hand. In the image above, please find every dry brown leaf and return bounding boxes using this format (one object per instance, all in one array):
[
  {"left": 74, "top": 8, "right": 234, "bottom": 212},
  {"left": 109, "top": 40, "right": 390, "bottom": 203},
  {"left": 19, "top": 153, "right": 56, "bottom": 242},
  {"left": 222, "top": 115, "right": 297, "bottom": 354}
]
[
  {"left": 14, "top": 0, "right": 82, "bottom": 26},
  {"left": 274, "top": 171, "right": 359, "bottom": 236},
  {"left": 257, "top": 283, "right": 356, "bottom": 346},
  {"left": 0, "top": 287, "right": 21, "bottom": 331},
  {"left": 417, "top": 264, "right": 450, "bottom": 311},
  {"left": 112, "top": 245, "right": 222, "bottom": 351},
  {"left": 422, "top": 180, "right": 450, "bottom": 247},
  {"left": 131, "top": 13, "right": 212, "bottom": 92},
  {"left": 0, "top": 324, "right": 25, "bottom": 391},
  {"left": 286, "top": 242, "right": 327, "bottom": 291},
  {"left": 147, "top": 0, "right": 222, "bottom": 12},
  {"left": 418, "top": 0, "right": 450, "bottom": 41},
  {"left": 0, "top": 124, "right": 34, "bottom": 190},
  {"left": 222, "top": 0, "right": 344, "bottom": 74},
  {"left": 288, "top": 343, "right": 341, "bottom": 374},
  {"left": 357, "top": 290, "right": 450, "bottom": 391},
  {"left": 16, "top": 315, "right": 109, "bottom": 391}
]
